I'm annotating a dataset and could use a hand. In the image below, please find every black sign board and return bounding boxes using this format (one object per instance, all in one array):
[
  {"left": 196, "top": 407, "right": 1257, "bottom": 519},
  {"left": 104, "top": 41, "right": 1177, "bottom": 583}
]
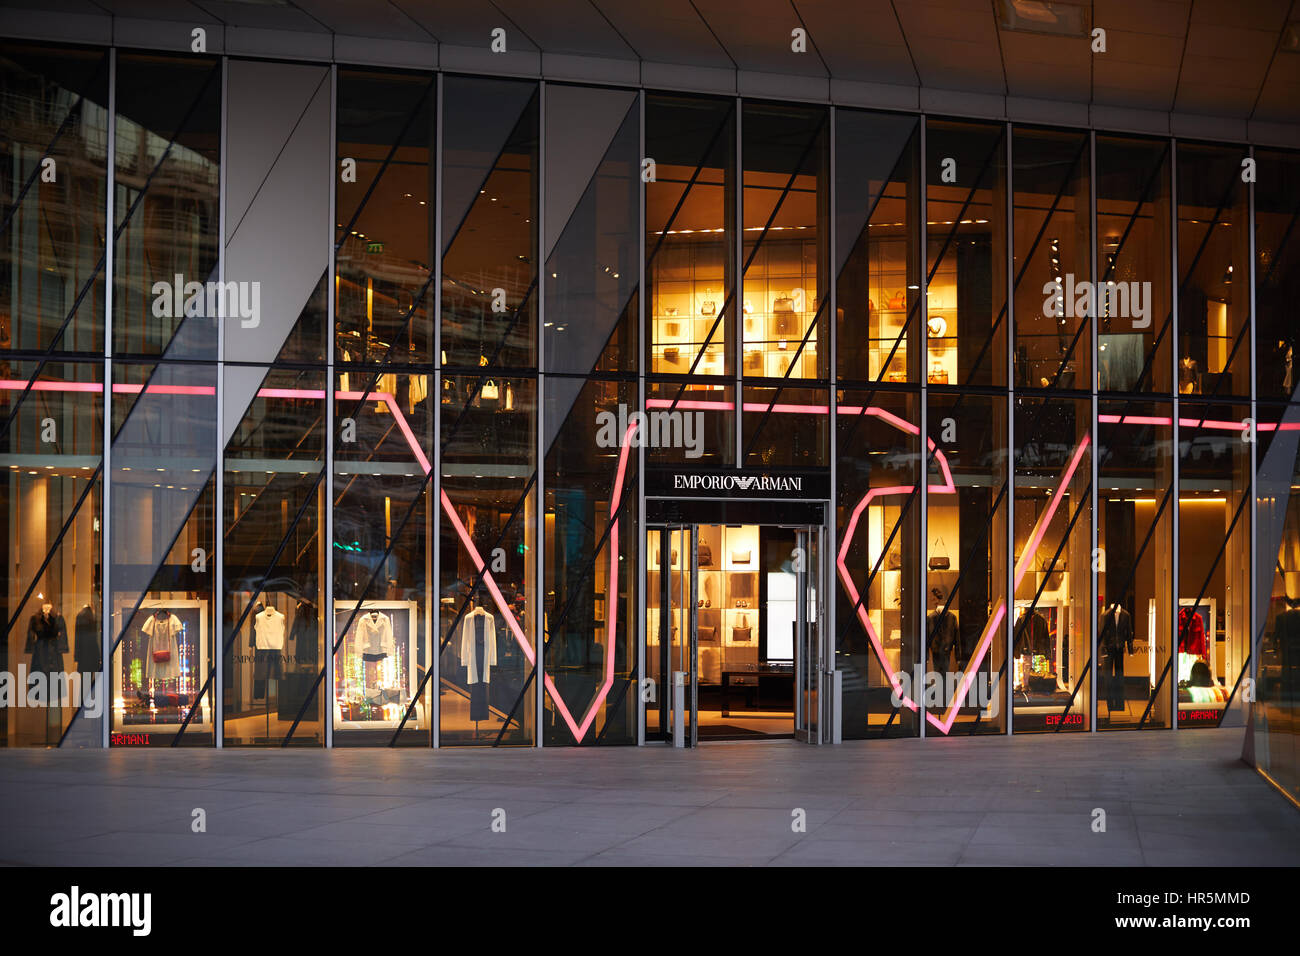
[{"left": 646, "top": 465, "right": 829, "bottom": 501}]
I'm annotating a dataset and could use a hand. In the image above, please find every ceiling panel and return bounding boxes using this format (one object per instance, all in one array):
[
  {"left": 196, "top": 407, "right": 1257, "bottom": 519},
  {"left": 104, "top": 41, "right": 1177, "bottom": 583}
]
[
  {"left": 593, "top": 0, "right": 731, "bottom": 68},
  {"left": 795, "top": 0, "right": 915, "bottom": 85},
  {"left": 392, "top": 0, "right": 539, "bottom": 49},
  {"left": 290, "top": 0, "right": 430, "bottom": 40},
  {"left": 1092, "top": 0, "right": 1191, "bottom": 37},
  {"left": 493, "top": 0, "right": 635, "bottom": 58},
  {"left": 693, "top": 0, "right": 827, "bottom": 76},
  {"left": 998, "top": 32, "right": 1090, "bottom": 100}
]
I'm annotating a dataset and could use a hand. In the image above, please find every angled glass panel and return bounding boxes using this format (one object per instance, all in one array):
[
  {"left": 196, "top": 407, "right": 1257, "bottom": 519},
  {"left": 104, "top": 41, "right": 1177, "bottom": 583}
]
[
  {"left": 1254, "top": 149, "right": 1300, "bottom": 403},
  {"left": 0, "top": 42, "right": 108, "bottom": 355},
  {"left": 112, "top": 52, "right": 221, "bottom": 360}
]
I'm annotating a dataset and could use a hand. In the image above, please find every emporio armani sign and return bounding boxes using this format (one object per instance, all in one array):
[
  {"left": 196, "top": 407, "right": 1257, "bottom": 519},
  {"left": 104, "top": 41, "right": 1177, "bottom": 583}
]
[{"left": 672, "top": 473, "right": 804, "bottom": 493}]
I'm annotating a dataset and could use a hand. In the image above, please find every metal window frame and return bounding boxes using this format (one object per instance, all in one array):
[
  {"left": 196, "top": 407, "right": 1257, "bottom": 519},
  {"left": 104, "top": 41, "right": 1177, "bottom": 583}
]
[
  {"left": 100, "top": 46, "right": 116, "bottom": 749},
  {"left": 1169, "top": 137, "right": 1180, "bottom": 733}
]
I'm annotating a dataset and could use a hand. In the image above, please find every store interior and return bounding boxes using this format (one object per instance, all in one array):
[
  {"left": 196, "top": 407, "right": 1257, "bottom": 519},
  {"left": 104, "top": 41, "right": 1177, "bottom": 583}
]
[{"left": 647, "top": 524, "right": 805, "bottom": 740}]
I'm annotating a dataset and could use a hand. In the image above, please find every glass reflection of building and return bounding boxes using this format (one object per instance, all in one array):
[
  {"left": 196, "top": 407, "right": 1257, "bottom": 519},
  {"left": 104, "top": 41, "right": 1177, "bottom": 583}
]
[{"left": 0, "top": 38, "right": 1295, "bottom": 801}]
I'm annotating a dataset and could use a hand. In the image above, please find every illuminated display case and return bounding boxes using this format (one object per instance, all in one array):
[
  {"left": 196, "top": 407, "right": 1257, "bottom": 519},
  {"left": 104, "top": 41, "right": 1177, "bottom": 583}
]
[
  {"left": 333, "top": 600, "right": 420, "bottom": 729},
  {"left": 111, "top": 598, "right": 210, "bottom": 732}
]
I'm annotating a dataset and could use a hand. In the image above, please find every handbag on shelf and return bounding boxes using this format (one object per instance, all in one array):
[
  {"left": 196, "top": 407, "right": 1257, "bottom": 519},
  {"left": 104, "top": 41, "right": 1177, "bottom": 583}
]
[
  {"left": 700, "top": 290, "right": 716, "bottom": 316},
  {"left": 665, "top": 321, "right": 681, "bottom": 337},
  {"left": 927, "top": 362, "right": 949, "bottom": 385},
  {"left": 699, "top": 626, "right": 717, "bottom": 643},
  {"left": 732, "top": 613, "right": 752, "bottom": 643},
  {"left": 481, "top": 379, "right": 500, "bottom": 401},
  {"left": 773, "top": 295, "right": 798, "bottom": 335},
  {"left": 731, "top": 549, "right": 752, "bottom": 565},
  {"left": 773, "top": 293, "right": 795, "bottom": 313},
  {"left": 885, "top": 370, "right": 909, "bottom": 383},
  {"left": 698, "top": 541, "right": 713, "bottom": 566},
  {"left": 887, "top": 550, "right": 902, "bottom": 571},
  {"left": 744, "top": 350, "right": 764, "bottom": 373},
  {"left": 887, "top": 290, "right": 906, "bottom": 310},
  {"left": 928, "top": 536, "right": 950, "bottom": 571}
]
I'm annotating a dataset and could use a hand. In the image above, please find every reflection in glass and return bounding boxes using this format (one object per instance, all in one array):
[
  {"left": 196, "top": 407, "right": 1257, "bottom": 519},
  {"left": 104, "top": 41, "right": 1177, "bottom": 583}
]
[
  {"left": 112, "top": 52, "right": 221, "bottom": 359},
  {"left": 0, "top": 42, "right": 108, "bottom": 354},
  {"left": 1254, "top": 150, "right": 1300, "bottom": 402},
  {"left": 441, "top": 76, "right": 537, "bottom": 371}
]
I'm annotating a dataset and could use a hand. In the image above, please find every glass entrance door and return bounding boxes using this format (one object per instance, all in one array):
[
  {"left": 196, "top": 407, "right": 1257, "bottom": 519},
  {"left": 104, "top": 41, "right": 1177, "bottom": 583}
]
[
  {"left": 646, "top": 521, "right": 825, "bottom": 744},
  {"left": 794, "top": 526, "right": 822, "bottom": 743},
  {"left": 646, "top": 525, "right": 695, "bottom": 744}
]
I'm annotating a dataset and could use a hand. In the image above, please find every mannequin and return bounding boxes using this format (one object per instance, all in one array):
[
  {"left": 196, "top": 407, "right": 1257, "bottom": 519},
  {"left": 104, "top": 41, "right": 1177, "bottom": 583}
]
[
  {"left": 1178, "top": 355, "right": 1200, "bottom": 394},
  {"left": 459, "top": 599, "right": 498, "bottom": 735},
  {"left": 927, "top": 587, "right": 958, "bottom": 675},
  {"left": 1098, "top": 598, "right": 1134, "bottom": 713},
  {"left": 142, "top": 608, "right": 182, "bottom": 704}
]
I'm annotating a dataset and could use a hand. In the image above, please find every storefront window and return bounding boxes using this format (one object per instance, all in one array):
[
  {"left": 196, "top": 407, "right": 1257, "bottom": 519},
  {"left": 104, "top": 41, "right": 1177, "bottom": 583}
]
[
  {"left": 742, "top": 385, "right": 829, "bottom": 468},
  {"left": 1254, "top": 149, "right": 1300, "bottom": 402},
  {"left": 439, "top": 374, "right": 537, "bottom": 746},
  {"left": 741, "top": 101, "right": 828, "bottom": 383},
  {"left": 110, "top": 363, "right": 216, "bottom": 746},
  {"left": 1176, "top": 401, "right": 1250, "bottom": 727},
  {"left": 221, "top": 370, "right": 327, "bottom": 746},
  {"left": 1012, "top": 126, "right": 1090, "bottom": 391},
  {"left": 332, "top": 372, "right": 433, "bottom": 745},
  {"left": 1096, "top": 135, "right": 1172, "bottom": 393},
  {"left": 836, "top": 388, "right": 920, "bottom": 738},
  {"left": 441, "top": 76, "right": 538, "bottom": 371},
  {"left": 1012, "top": 396, "right": 1091, "bottom": 732},
  {"left": 1096, "top": 400, "right": 1173, "bottom": 728},
  {"left": 645, "top": 380, "right": 734, "bottom": 467},
  {"left": 646, "top": 93, "right": 735, "bottom": 377},
  {"left": 925, "top": 119, "right": 1008, "bottom": 389},
  {"left": 112, "top": 52, "right": 220, "bottom": 360},
  {"left": 835, "top": 109, "right": 920, "bottom": 384},
  {"left": 543, "top": 376, "right": 638, "bottom": 745},
  {"left": 1176, "top": 143, "right": 1250, "bottom": 400},
  {"left": 0, "top": 42, "right": 108, "bottom": 355},
  {"left": 925, "top": 391, "right": 1009, "bottom": 736},
  {"left": 336, "top": 68, "right": 435, "bottom": 367},
  {"left": 0, "top": 360, "right": 102, "bottom": 746}
]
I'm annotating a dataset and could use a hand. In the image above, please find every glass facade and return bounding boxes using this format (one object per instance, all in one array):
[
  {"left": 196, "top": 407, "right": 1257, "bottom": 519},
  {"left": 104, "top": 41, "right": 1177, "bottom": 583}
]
[{"left": 2, "top": 40, "right": 1297, "bottom": 763}]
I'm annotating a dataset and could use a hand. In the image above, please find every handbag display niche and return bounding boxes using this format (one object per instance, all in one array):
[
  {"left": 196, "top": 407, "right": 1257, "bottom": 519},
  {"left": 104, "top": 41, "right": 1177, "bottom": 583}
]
[
  {"left": 928, "top": 536, "right": 950, "bottom": 571},
  {"left": 700, "top": 289, "right": 717, "bottom": 316},
  {"left": 731, "top": 549, "right": 752, "bottom": 565},
  {"left": 698, "top": 541, "right": 713, "bottom": 566},
  {"left": 732, "top": 613, "right": 752, "bottom": 643},
  {"left": 698, "top": 625, "right": 717, "bottom": 643},
  {"left": 773, "top": 292, "right": 798, "bottom": 335}
]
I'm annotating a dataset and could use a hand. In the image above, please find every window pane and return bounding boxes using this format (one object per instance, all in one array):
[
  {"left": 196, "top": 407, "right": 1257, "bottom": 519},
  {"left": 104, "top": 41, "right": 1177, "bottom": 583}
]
[
  {"left": 1254, "top": 149, "right": 1300, "bottom": 402},
  {"left": 925, "top": 119, "right": 1008, "bottom": 389},
  {"left": 1096, "top": 135, "right": 1172, "bottom": 393},
  {"left": 646, "top": 94, "right": 734, "bottom": 377},
  {"left": 835, "top": 109, "right": 920, "bottom": 384}
]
